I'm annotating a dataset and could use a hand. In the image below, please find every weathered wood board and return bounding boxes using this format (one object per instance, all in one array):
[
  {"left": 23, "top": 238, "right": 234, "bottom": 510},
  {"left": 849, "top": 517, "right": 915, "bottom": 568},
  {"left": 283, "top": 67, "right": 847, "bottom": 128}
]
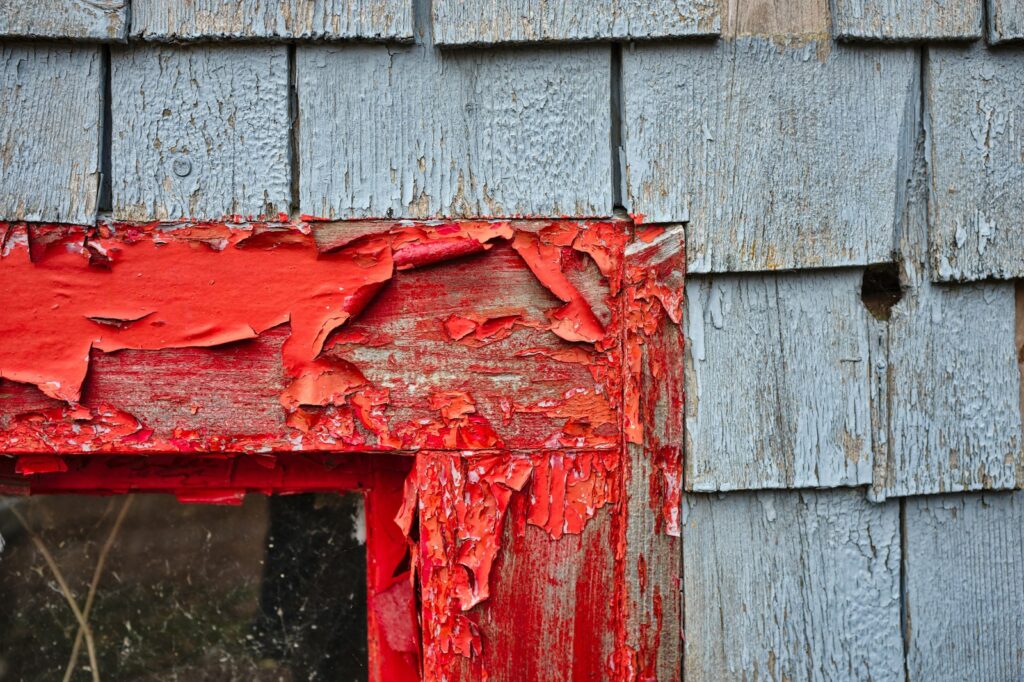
[
  {"left": 988, "top": 0, "right": 1024, "bottom": 42},
  {"left": 685, "top": 270, "right": 874, "bottom": 491},
  {"left": 927, "top": 44, "right": 1024, "bottom": 281},
  {"left": 297, "top": 44, "right": 611, "bottom": 220},
  {"left": 130, "top": 0, "right": 413, "bottom": 41},
  {"left": 871, "top": 127, "right": 1022, "bottom": 499},
  {"left": 904, "top": 492, "right": 1024, "bottom": 681},
  {"left": 0, "top": 44, "right": 102, "bottom": 225},
  {"left": 430, "top": 0, "right": 720, "bottom": 45},
  {"left": 682, "top": 490, "right": 904, "bottom": 681},
  {"left": 720, "top": 0, "right": 831, "bottom": 36},
  {"left": 622, "top": 39, "right": 917, "bottom": 272},
  {"left": 111, "top": 44, "right": 291, "bottom": 221},
  {"left": 831, "top": 0, "right": 983, "bottom": 41},
  {"left": 0, "top": 0, "right": 127, "bottom": 40}
]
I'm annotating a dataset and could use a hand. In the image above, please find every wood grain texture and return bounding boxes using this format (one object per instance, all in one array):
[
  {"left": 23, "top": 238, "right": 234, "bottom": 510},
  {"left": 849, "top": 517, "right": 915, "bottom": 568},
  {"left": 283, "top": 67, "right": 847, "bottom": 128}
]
[
  {"left": 988, "top": 0, "right": 1024, "bottom": 42},
  {"left": 111, "top": 44, "right": 290, "bottom": 221},
  {"left": 683, "top": 490, "right": 904, "bottom": 681},
  {"left": 622, "top": 39, "right": 917, "bottom": 272},
  {"left": 430, "top": 0, "right": 720, "bottom": 45},
  {"left": 130, "top": 0, "right": 412, "bottom": 41},
  {"left": 871, "top": 123, "right": 1022, "bottom": 499},
  {"left": 831, "top": 0, "right": 983, "bottom": 40},
  {"left": 0, "top": 0, "right": 126, "bottom": 40},
  {"left": 685, "top": 270, "right": 874, "bottom": 491},
  {"left": 297, "top": 44, "right": 611, "bottom": 220},
  {"left": 904, "top": 492, "right": 1024, "bottom": 681},
  {"left": 927, "top": 44, "right": 1024, "bottom": 281},
  {"left": 0, "top": 44, "right": 101, "bottom": 224},
  {"left": 722, "top": 0, "right": 831, "bottom": 37}
]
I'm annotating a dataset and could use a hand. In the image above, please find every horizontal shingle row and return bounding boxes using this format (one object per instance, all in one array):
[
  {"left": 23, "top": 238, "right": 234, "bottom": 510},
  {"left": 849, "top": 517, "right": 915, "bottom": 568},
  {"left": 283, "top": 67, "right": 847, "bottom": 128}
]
[
  {"left": 1, "top": 0, "right": 1021, "bottom": 43},
  {"left": 684, "top": 488, "right": 1024, "bottom": 681}
]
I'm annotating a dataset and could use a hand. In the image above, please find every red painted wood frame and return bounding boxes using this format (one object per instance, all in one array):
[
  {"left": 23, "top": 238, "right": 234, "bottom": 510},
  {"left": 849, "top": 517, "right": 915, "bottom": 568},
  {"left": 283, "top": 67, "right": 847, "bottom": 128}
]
[{"left": 0, "top": 218, "right": 685, "bottom": 680}]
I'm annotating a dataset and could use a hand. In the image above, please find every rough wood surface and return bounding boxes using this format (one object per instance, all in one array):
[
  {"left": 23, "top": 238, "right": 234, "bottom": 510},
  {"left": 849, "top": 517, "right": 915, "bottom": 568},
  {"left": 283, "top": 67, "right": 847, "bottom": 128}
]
[
  {"left": 685, "top": 270, "right": 874, "bottom": 491},
  {"left": 988, "top": 0, "right": 1024, "bottom": 42},
  {"left": 904, "top": 492, "right": 1024, "bottom": 681},
  {"left": 927, "top": 44, "right": 1024, "bottom": 281},
  {"left": 111, "top": 44, "right": 290, "bottom": 221},
  {"left": 871, "top": 123, "right": 1022, "bottom": 499},
  {"left": 298, "top": 44, "right": 611, "bottom": 220},
  {"left": 0, "top": 44, "right": 101, "bottom": 224},
  {"left": 622, "top": 39, "right": 917, "bottom": 272},
  {"left": 130, "top": 0, "right": 412, "bottom": 41},
  {"left": 721, "top": 0, "right": 830, "bottom": 37},
  {"left": 431, "top": 0, "right": 719, "bottom": 45},
  {"left": 682, "top": 490, "right": 904, "bottom": 681},
  {"left": 0, "top": 0, "right": 126, "bottom": 40},
  {"left": 832, "top": 0, "right": 983, "bottom": 41}
]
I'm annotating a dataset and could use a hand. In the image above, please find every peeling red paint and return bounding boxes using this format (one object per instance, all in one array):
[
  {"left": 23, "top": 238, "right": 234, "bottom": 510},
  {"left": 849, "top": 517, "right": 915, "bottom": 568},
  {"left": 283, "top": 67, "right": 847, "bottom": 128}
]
[{"left": 1, "top": 216, "right": 684, "bottom": 681}]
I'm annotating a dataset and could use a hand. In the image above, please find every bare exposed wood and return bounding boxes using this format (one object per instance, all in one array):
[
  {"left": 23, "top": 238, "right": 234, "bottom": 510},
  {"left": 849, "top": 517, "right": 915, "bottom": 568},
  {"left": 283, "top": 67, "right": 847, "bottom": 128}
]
[
  {"left": 0, "top": 0, "right": 127, "bottom": 40},
  {"left": 297, "top": 43, "right": 611, "bottom": 220},
  {"left": 431, "top": 0, "right": 720, "bottom": 45},
  {"left": 988, "top": 0, "right": 1024, "bottom": 42},
  {"left": 0, "top": 44, "right": 101, "bottom": 224},
  {"left": 904, "top": 492, "right": 1024, "bottom": 681},
  {"left": 927, "top": 44, "right": 1024, "bottom": 281},
  {"left": 622, "top": 39, "right": 917, "bottom": 272},
  {"left": 685, "top": 270, "right": 874, "bottom": 491},
  {"left": 130, "top": 0, "right": 413, "bottom": 41},
  {"left": 111, "top": 44, "right": 291, "bottom": 221},
  {"left": 832, "top": 0, "right": 983, "bottom": 41},
  {"left": 722, "top": 0, "right": 831, "bottom": 37},
  {"left": 682, "top": 490, "right": 904, "bottom": 681}
]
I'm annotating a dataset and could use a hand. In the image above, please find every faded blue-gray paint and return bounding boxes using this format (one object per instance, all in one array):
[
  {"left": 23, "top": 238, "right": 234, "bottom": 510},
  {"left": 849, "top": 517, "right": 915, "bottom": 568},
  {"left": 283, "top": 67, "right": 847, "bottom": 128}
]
[
  {"left": 685, "top": 270, "right": 874, "bottom": 491},
  {"left": 622, "top": 39, "right": 918, "bottom": 272},
  {"left": 431, "top": 0, "right": 720, "bottom": 45},
  {"left": 130, "top": 0, "right": 413, "bottom": 41},
  {"left": 297, "top": 43, "right": 612, "bottom": 220},
  {"left": 683, "top": 490, "right": 904, "bottom": 681},
  {"left": 0, "top": 44, "right": 102, "bottom": 224},
  {"left": 831, "top": 0, "right": 983, "bottom": 41},
  {"left": 0, "top": 0, "right": 127, "bottom": 40},
  {"left": 111, "top": 44, "right": 291, "bottom": 221},
  {"left": 905, "top": 492, "right": 1024, "bottom": 681},
  {"left": 927, "top": 44, "right": 1024, "bottom": 282}
]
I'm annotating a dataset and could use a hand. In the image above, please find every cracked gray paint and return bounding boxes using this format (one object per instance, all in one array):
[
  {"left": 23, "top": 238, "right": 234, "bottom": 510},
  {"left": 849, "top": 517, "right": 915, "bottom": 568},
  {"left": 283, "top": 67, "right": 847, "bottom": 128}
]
[
  {"left": 683, "top": 490, "right": 904, "bottom": 682},
  {"left": 623, "top": 39, "right": 917, "bottom": 272},
  {"left": 831, "top": 0, "right": 982, "bottom": 41},
  {"left": 0, "top": 0, "right": 127, "bottom": 40},
  {"left": 0, "top": 44, "right": 101, "bottom": 224},
  {"left": 684, "top": 270, "right": 874, "bottom": 491},
  {"left": 111, "top": 44, "right": 291, "bottom": 221},
  {"left": 297, "top": 43, "right": 611, "bottom": 220}
]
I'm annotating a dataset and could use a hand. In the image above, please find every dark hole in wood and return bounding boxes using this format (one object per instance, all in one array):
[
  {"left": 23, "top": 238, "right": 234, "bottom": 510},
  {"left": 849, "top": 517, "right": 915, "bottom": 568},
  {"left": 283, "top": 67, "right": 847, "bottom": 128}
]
[{"left": 861, "top": 263, "right": 903, "bottom": 321}]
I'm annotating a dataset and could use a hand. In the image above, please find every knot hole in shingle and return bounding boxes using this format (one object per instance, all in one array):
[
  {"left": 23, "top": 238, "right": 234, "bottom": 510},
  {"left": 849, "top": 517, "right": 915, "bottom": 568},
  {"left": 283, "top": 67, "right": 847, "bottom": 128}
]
[{"left": 860, "top": 264, "right": 903, "bottom": 321}]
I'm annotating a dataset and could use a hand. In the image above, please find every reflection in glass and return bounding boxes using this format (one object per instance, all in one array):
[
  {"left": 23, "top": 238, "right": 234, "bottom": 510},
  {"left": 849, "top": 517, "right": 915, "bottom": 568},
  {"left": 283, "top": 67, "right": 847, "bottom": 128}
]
[{"left": 0, "top": 493, "right": 368, "bottom": 681}]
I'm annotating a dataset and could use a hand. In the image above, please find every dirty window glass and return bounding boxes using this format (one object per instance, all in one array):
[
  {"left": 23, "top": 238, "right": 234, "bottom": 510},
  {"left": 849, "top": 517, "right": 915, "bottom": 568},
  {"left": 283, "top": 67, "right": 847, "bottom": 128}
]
[{"left": 0, "top": 493, "right": 368, "bottom": 682}]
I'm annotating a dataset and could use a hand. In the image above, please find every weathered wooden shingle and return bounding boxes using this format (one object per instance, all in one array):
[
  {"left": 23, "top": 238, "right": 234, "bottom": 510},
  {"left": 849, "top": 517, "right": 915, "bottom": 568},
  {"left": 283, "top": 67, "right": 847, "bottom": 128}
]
[
  {"left": 0, "top": 44, "right": 101, "bottom": 224},
  {"left": 871, "top": 132, "right": 1022, "bottom": 499},
  {"left": 111, "top": 45, "right": 291, "bottom": 221},
  {"left": 927, "top": 44, "right": 1024, "bottom": 282},
  {"left": 298, "top": 44, "right": 611, "bottom": 220},
  {"left": 430, "top": 0, "right": 719, "bottom": 45},
  {"left": 683, "top": 490, "right": 904, "bottom": 681},
  {"left": 685, "top": 270, "right": 874, "bottom": 491},
  {"left": 832, "top": 0, "right": 983, "bottom": 41},
  {"left": 623, "top": 39, "right": 917, "bottom": 272},
  {"left": 0, "top": 0, "right": 127, "bottom": 40},
  {"left": 988, "top": 0, "right": 1024, "bottom": 42},
  {"left": 720, "top": 0, "right": 831, "bottom": 37},
  {"left": 905, "top": 492, "right": 1024, "bottom": 681},
  {"left": 130, "top": 0, "right": 413, "bottom": 41}
]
